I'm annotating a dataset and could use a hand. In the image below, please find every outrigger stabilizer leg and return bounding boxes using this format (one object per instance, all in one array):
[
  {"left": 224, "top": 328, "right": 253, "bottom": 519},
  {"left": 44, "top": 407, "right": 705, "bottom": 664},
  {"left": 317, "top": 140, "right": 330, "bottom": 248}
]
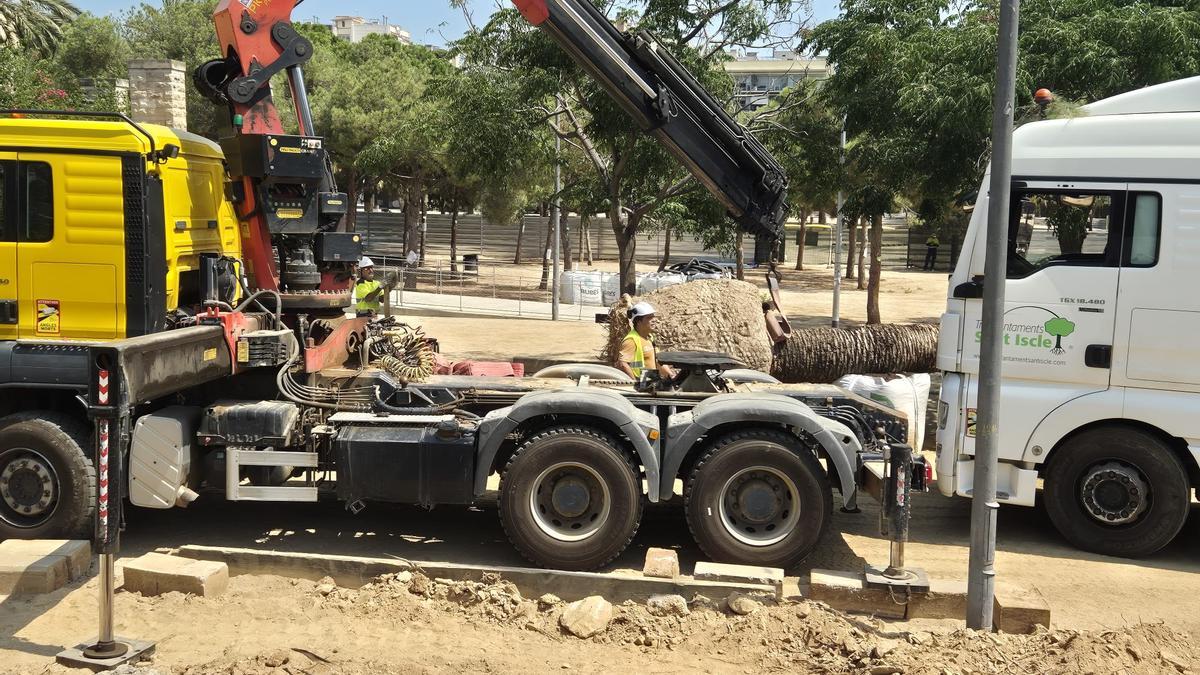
[
  {"left": 865, "top": 439, "right": 930, "bottom": 594},
  {"left": 57, "top": 356, "right": 155, "bottom": 670}
]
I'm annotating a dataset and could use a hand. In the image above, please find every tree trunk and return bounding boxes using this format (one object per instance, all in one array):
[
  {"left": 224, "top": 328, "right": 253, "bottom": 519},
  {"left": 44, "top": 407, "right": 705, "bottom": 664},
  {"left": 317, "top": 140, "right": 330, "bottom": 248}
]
[
  {"left": 418, "top": 194, "right": 428, "bottom": 265},
  {"left": 403, "top": 183, "right": 422, "bottom": 258},
  {"left": 771, "top": 323, "right": 940, "bottom": 383},
  {"left": 845, "top": 216, "right": 857, "bottom": 280},
  {"left": 659, "top": 222, "right": 672, "bottom": 271},
  {"left": 794, "top": 208, "right": 809, "bottom": 271},
  {"left": 856, "top": 218, "right": 867, "bottom": 290},
  {"left": 613, "top": 220, "right": 639, "bottom": 295},
  {"left": 345, "top": 168, "right": 359, "bottom": 229},
  {"left": 867, "top": 213, "right": 883, "bottom": 324},
  {"left": 735, "top": 231, "right": 745, "bottom": 281},
  {"left": 818, "top": 210, "right": 826, "bottom": 224},
  {"left": 514, "top": 216, "right": 525, "bottom": 264},
  {"left": 449, "top": 207, "right": 459, "bottom": 274},
  {"left": 538, "top": 214, "right": 553, "bottom": 291},
  {"left": 560, "top": 209, "right": 573, "bottom": 272},
  {"left": 579, "top": 213, "right": 593, "bottom": 266}
]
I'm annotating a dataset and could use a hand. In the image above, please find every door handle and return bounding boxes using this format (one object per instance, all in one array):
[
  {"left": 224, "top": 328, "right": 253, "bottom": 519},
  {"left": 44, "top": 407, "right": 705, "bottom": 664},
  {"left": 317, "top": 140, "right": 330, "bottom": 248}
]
[
  {"left": 952, "top": 276, "right": 984, "bottom": 299},
  {"left": 1085, "top": 344, "right": 1112, "bottom": 369},
  {"left": 0, "top": 300, "right": 16, "bottom": 325}
]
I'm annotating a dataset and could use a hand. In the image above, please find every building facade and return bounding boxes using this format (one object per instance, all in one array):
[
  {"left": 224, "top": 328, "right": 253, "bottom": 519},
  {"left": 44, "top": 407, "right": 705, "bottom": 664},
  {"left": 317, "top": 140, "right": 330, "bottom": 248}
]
[
  {"left": 331, "top": 16, "right": 412, "bottom": 44},
  {"left": 724, "top": 50, "right": 829, "bottom": 111}
]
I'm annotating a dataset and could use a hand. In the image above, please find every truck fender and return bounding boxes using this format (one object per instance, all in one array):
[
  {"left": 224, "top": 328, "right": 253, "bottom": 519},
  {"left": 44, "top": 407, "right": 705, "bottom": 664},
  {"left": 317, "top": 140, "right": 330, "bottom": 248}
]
[
  {"left": 1021, "top": 388, "right": 1124, "bottom": 464},
  {"left": 473, "top": 386, "right": 662, "bottom": 501},
  {"left": 661, "top": 393, "right": 861, "bottom": 505}
]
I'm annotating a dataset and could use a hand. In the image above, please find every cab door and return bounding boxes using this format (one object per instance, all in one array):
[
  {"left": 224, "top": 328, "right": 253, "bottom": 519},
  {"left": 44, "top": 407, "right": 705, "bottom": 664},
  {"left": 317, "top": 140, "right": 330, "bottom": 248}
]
[
  {"left": 0, "top": 154, "right": 16, "bottom": 339},
  {"left": 16, "top": 153, "right": 124, "bottom": 340},
  {"left": 957, "top": 181, "right": 1126, "bottom": 463}
]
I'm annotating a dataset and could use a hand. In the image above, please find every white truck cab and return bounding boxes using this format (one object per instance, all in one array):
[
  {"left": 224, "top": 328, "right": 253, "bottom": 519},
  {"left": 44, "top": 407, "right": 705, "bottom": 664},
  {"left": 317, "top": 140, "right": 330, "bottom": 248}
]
[{"left": 936, "top": 76, "right": 1200, "bottom": 558}]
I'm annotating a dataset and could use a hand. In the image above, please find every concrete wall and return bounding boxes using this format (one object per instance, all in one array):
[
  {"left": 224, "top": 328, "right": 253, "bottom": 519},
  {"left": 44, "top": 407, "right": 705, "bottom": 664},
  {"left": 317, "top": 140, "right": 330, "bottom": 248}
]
[{"left": 127, "top": 59, "right": 187, "bottom": 129}]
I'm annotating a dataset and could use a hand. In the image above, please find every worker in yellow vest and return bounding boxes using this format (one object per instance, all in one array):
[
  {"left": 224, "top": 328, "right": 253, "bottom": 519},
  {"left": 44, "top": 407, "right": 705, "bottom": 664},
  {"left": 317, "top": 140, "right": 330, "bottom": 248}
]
[
  {"left": 353, "top": 257, "right": 384, "bottom": 314},
  {"left": 616, "top": 302, "right": 678, "bottom": 380}
]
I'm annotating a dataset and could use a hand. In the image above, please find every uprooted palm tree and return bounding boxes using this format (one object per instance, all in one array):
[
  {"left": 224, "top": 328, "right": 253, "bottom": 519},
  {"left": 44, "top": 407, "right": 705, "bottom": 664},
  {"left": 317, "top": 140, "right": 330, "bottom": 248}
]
[{"left": 0, "top": 0, "right": 79, "bottom": 54}]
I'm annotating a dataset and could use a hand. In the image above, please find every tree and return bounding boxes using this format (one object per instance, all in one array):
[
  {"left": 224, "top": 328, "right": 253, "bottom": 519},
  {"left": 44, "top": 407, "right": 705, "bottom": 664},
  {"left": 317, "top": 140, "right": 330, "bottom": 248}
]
[
  {"left": 755, "top": 79, "right": 841, "bottom": 271},
  {"left": 0, "top": 0, "right": 78, "bottom": 54},
  {"left": 53, "top": 13, "right": 128, "bottom": 82},
  {"left": 459, "top": 2, "right": 799, "bottom": 294},
  {"left": 0, "top": 48, "right": 68, "bottom": 109},
  {"left": 123, "top": 0, "right": 221, "bottom": 137}
]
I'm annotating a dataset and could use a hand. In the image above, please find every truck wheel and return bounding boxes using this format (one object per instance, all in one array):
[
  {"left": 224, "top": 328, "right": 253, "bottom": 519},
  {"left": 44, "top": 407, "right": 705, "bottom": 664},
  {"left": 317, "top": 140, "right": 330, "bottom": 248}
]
[
  {"left": 1044, "top": 426, "right": 1191, "bottom": 558},
  {"left": 684, "top": 429, "right": 831, "bottom": 568},
  {"left": 499, "top": 426, "right": 642, "bottom": 570},
  {"left": 0, "top": 412, "right": 96, "bottom": 540}
]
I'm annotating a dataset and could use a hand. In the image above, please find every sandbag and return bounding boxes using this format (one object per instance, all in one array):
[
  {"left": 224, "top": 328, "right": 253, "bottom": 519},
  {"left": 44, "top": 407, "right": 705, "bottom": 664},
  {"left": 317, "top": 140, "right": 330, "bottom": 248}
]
[{"left": 835, "top": 373, "right": 932, "bottom": 450}]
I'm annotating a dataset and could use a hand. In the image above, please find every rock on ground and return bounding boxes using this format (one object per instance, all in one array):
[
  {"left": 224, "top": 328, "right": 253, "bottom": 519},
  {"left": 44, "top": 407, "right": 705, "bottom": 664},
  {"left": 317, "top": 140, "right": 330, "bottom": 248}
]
[
  {"left": 725, "top": 591, "right": 761, "bottom": 616},
  {"left": 646, "top": 594, "right": 690, "bottom": 617},
  {"left": 559, "top": 595, "right": 613, "bottom": 638}
]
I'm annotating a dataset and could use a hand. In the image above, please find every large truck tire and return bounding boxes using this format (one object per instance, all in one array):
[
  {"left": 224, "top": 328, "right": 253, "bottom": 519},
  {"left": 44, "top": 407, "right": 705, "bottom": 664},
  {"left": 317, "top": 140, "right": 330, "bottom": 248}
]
[
  {"left": 1044, "top": 426, "right": 1191, "bottom": 558},
  {"left": 499, "top": 426, "right": 643, "bottom": 571},
  {"left": 0, "top": 412, "right": 96, "bottom": 540},
  {"left": 684, "top": 428, "right": 831, "bottom": 568}
]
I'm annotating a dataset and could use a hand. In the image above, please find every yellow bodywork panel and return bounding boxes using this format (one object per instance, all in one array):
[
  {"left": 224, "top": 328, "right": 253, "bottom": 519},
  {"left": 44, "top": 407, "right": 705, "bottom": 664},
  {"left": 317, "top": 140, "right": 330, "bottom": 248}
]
[{"left": 0, "top": 118, "right": 242, "bottom": 341}]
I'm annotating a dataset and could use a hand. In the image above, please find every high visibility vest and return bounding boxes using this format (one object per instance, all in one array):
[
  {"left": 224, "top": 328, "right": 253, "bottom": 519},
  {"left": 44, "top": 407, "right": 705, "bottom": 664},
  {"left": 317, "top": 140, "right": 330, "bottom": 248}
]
[
  {"left": 355, "top": 279, "right": 382, "bottom": 312},
  {"left": 926, "top": 234, "right": 940, "bottom": 247},
  {"left": 625, "top": 329, "right": 646, "bottom": 378}
]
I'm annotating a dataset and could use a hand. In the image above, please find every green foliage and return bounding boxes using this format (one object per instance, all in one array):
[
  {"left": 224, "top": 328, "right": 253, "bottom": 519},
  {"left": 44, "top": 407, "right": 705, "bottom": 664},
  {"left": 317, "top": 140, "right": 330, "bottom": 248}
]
[
  {"left": 810, "top": 0, "right": 1200, "bottom": 238},
  {"left": 0, "top": 48, "right": 66, "bottom": 108},
  {"left": 53, "top": 12, "right": 129, "bottom": 82},
  {"left": 122, "top": 0, "right": 221, "bottom": 136},
  {"left": 1041, "top": 197, "right": 1092, "bottom": 255},
  {"left": 0, "top": 0, "right": 79, "bottom": 54}
]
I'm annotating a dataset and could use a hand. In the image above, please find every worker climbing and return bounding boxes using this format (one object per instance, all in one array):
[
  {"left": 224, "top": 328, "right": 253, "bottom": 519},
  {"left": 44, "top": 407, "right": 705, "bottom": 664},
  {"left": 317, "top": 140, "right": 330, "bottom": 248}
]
[{"left": 353, "top": 257, "right": 385, "bottom": 314}]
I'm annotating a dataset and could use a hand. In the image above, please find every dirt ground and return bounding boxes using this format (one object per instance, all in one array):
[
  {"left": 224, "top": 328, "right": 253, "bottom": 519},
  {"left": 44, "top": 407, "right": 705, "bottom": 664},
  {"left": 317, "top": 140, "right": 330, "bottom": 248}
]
[
  {"left": 413, "top": 266, "right": 947, "bottom": 363},
  {"left": 4, "top": 565, "right": 1198, "bottom": 675}
]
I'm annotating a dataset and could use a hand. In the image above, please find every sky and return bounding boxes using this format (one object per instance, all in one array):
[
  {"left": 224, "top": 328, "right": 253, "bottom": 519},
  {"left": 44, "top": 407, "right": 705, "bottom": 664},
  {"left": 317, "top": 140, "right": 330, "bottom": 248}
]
[{"left": 75, "top": 0, "right": 842, "bottom": 47}]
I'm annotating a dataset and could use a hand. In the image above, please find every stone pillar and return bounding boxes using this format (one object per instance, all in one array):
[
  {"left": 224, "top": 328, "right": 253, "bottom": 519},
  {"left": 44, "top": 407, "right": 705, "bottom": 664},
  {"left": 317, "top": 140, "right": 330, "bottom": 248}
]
[{"left": 127, "top": 59, "right": 187, "bottom": 129}]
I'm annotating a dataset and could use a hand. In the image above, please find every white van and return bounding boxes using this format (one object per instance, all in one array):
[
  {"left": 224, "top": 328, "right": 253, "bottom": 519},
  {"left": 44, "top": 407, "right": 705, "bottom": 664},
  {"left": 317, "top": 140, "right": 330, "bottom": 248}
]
[{"left": 936, "top": 76, "right": 1200, "bottom": 557}]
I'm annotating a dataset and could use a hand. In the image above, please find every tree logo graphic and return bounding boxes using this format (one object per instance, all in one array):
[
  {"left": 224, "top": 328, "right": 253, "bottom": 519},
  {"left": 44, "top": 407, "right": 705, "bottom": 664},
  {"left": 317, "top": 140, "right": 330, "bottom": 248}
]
[{"left": 1043, "top": 317, "right": 1076, "bottom": 355}]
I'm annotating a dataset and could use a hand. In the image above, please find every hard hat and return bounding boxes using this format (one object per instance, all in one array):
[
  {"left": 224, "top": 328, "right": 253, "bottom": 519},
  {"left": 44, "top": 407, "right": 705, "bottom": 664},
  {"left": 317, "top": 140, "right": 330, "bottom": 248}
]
[
  {"left": 359, "top": 256, "right": 375, "bottom": 268},
  {"left": 629, "top": 302, "right": 656, "bottom": 320}
]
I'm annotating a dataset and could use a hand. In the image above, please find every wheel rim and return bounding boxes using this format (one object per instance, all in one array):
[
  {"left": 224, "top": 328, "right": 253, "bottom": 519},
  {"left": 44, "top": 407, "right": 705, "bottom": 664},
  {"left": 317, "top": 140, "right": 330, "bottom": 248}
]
[
  {"left": 0, "top": 447, "right": 60, "bottom": 529},
  {"left": 718, "top": 465, "right": 800, "bottom": 546},
  {"left": 529, "top": 461, "right": 611, "bottom": 542},
  {"left": 1079, "top": 461, "right": 1150, "bottom": 525}
]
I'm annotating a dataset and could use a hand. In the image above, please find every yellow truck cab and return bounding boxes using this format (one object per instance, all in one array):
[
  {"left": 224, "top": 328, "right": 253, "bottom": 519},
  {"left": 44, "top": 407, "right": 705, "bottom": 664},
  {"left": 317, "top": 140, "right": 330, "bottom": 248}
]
[{"left": 0, "top": 113, "right": 241, "bottom": 538}]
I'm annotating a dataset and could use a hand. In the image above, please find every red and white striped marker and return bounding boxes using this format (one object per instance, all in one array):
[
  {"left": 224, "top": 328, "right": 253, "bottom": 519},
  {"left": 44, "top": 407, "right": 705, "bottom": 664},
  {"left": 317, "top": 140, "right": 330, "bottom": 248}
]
[
  {"left": 97, "top": 369, "right": 109, "bottom": 405},
  {"left": 98, "top": 419, "right": 109, "bottom": 544}
]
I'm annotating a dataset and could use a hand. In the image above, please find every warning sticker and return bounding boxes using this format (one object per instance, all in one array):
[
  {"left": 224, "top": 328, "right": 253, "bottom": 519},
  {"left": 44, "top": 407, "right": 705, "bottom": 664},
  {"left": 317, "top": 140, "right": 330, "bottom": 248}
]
[{"left": 36, "top": 299, "right": 60, "bottom": 335}]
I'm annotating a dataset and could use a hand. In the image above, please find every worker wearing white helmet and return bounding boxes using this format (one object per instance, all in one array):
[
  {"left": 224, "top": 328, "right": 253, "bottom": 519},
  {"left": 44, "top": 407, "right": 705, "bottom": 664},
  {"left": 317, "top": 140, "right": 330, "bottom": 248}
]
[
  {"left": 353, "top": 256, "right": 383, "bottom": 313},
  {"left": 616, "top": 302, "right": 677, "bottom": 380}
]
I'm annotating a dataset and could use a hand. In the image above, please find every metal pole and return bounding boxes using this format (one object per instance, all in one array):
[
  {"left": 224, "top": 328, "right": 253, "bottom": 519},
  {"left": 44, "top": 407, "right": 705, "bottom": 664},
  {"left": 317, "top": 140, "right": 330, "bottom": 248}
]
[
  {"left": 551, "top": 133, "right": 561, "bottom": 321},
  {"left": 832, "top": 118, "right": 846, "bottom": 328},
  {"left": 967, "top": 0, "right": 1020, "bottom": 631}
]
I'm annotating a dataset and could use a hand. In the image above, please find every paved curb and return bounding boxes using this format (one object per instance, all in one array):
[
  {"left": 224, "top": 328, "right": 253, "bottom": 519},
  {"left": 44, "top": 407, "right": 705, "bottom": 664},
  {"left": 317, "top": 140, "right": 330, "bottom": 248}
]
[
  {"left": 0, "top": 540, "right": 91, "bottom": 595},
  {"left": 173, "top": 544, "right": 777, "bottom": 604}
]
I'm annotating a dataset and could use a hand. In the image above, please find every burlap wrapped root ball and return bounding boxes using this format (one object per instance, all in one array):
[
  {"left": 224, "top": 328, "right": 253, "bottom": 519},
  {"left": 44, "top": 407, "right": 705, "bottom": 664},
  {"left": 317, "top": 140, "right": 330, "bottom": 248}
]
[
  {"left": 603, "top": 279, "right": 774, "bottom": 373},
  {"left": 771, "top": 323, "right": 940, "bottom": 383}
]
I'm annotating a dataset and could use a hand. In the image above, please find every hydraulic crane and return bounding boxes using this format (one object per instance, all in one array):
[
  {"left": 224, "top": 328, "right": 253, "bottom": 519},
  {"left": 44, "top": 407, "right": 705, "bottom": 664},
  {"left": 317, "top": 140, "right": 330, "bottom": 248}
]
[
  {"left": 193, "top": 0, "right": 360, "bottom": 312},
  {"left": 190, "top": 0, "right": 787, "bottom": 324}
]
